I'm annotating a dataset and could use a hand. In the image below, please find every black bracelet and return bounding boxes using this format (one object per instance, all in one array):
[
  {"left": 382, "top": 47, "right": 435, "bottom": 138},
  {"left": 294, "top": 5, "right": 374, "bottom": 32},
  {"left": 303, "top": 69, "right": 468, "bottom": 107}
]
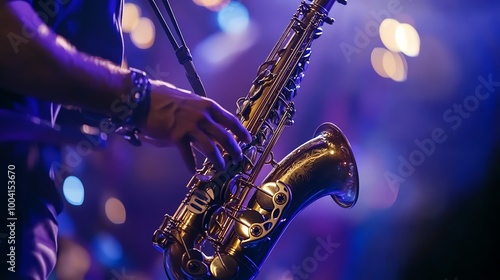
[{"left": 110, "top": 68, "right": 151, "bottom": 146}]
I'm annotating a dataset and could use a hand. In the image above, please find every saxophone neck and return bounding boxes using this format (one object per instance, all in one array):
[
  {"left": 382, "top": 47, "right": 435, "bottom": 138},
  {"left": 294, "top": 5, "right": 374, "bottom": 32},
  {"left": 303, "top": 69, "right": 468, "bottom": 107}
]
[{"left": 312, "top": 0, "right": 347, "bottom": 12}]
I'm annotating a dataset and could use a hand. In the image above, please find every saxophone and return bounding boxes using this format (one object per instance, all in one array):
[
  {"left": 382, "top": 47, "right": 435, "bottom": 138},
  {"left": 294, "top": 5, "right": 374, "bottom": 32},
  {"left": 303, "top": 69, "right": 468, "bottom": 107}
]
[{"left": 152, "top": 0, "right": 358, "bottom": 279}]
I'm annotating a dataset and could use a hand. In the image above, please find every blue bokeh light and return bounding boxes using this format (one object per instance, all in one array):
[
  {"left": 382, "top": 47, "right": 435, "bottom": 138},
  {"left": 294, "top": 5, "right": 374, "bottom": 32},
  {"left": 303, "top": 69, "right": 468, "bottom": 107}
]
[
  {"left": 217, "top": 2, "right": 249, "bottom": 35},
  {"left": 92, "top": 232, "right": 123, "bottom": 267},
  {"left": 62, "top": 175, "right": 85, "bottom": 206}
]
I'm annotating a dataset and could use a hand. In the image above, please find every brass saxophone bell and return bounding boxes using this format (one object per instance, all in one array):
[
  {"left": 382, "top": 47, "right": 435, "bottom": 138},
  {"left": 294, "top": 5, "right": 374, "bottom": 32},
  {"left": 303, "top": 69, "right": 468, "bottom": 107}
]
[{"left": 314, "top": 122, "right": 359, "bottom": 208}]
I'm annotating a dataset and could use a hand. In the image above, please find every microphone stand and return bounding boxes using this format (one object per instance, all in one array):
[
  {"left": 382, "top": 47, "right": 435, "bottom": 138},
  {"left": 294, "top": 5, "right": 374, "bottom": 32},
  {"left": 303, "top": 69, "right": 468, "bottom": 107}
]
[{"left": 146, "top": 0, "right": 207, "bottom": 97}]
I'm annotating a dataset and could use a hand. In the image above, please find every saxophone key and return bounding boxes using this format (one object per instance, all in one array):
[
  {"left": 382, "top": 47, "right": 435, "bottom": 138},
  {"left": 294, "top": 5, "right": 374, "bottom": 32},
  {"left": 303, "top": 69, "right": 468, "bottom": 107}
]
[
  {"left": 182, "top": 249, "right": 209, "bottom": 277},
  {"left": 209, "top": 254, "right": 239, "bottom": 280}
]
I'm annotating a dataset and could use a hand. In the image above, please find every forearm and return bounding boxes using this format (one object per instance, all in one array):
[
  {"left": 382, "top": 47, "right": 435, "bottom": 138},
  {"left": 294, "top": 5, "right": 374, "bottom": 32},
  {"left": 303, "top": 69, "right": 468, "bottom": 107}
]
[{"left": 0, "top": 0, "right": 131, "bottom": 115}]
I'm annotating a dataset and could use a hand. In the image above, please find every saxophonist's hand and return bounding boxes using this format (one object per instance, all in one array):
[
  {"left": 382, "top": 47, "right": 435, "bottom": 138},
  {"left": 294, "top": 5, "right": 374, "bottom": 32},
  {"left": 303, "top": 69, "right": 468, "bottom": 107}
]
[{"left": 140, "top": 80, "right": 252, "bottom": 172}]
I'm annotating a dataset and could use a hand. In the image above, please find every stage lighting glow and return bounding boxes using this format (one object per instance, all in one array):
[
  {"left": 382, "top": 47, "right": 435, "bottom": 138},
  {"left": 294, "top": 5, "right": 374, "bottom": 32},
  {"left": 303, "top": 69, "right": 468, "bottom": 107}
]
[
  {"left": 383, "top": 50, "right": 407, "bottom": 82},
  {"left": 194, "top": 24, "right": 257, "bottom": 70},
  {"left": 379, "top": 18, "right": 401, "bottom": 52},
  {"left": 122, "top": 3, "right": 141, "bottom": 33},
  {"left": 371, "top": 48, "right": 407, "bottom": 82},
  {"left": 395, "top": 23, "right": 420, "bottom": 57},
  {"left": 130, "top": 17, "right": 156, "bottom": 49},
  {"left": 93, "top": 232, "right": 123, "bottom": 267},
  {"left": 371, "top": 47, "right": 390, "bottom": 78},
  {"left": 193, "top": 0, "right": 229, "bottom": 11},
  {"left": 383, "top": 50, "right": 396, "bottom": 77},
  {"left": 105, "top": 197, "right": 127, "bottom": 224},
  {"left": 55, "top": 240, "right": 91, "bottom": 279},
  {"left": 62, "top": 176, "right": 84, "bottom": 206},
  {"left": 217, "top": 2, "right": 249, "bottom": 35}
]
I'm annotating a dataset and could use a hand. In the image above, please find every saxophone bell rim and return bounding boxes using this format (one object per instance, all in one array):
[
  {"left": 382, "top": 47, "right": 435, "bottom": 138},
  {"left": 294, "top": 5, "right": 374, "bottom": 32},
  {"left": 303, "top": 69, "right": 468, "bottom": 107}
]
[{"left": 314, "top": 122, "right": 359, "bottom": 208}]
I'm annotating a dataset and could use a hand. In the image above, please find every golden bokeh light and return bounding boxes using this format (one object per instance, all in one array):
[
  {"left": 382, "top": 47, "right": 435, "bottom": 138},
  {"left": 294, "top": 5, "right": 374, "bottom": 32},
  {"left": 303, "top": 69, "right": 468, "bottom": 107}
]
[
  {"left": 122, "top": 3, "right": 141, "bottom": 33},
  {"left": 379, "top": 18, "right": 401, "bottom": 52},
  {"left": 193, "top": 0, "right": 230, "bottom": 11},
  {"left": 130, "top": 17, "right": 155, "bottom": 49},
  {"left": 396, "top": 23, "right": 421, "bottom": 57},
  {"left": 372, "top": 48, "right": 408, "bottom": 82},
  {"left": 56, "top": 240, "right": 91, "bottom": 279},
  {"left": 371, "top": 47, "right": 390, "bottom": 78},
  {"left": 383, "top": 51, "right": 407, "bottom": 82},
  {"left": 105, "top": 197, "right": 127, "bottom": 224}
]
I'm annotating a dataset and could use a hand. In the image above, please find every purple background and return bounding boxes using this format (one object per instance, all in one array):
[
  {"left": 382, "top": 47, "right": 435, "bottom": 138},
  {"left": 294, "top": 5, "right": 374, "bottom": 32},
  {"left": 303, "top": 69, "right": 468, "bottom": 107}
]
[{"left": 50, "top": 0, "right": 500, "bottom": 279}]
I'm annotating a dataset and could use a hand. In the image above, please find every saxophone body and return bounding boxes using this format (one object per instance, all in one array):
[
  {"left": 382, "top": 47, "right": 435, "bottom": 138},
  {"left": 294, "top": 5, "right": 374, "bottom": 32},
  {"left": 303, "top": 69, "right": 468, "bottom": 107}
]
[{"left": 153, "top": 0, "right": 358, "bottom": 279}]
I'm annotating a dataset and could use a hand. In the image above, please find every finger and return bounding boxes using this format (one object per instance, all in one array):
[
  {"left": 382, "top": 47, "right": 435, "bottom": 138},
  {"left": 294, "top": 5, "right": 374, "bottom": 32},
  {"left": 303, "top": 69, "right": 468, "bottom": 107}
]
[
  {"left": 191, "top": 131, "right": 225, "bottom": 171},
  {"left": 210, "top": 105, "right": 252, "bottom": 143},
  {"left": 178, "top": 141, "right": 197, "bottom": 173},
  {"left": 202, "top": 118, "right": 243, "bottom": 162}
]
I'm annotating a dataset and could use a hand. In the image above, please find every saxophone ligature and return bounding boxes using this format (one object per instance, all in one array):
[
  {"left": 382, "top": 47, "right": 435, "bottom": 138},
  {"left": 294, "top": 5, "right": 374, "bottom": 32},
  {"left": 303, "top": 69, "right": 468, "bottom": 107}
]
[{"left": 153, "top": 0, "right": 359, "bottom": 279}]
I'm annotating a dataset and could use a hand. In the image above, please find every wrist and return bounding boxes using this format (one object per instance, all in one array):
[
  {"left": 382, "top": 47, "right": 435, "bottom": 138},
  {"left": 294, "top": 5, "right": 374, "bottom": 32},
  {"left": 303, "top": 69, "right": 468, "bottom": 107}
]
[
  {"left": 109, "top": 67, "right": 151, "bottom": 146},
  {"left": 127, "top": 68, "right": 151, "bottom": 126}
]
